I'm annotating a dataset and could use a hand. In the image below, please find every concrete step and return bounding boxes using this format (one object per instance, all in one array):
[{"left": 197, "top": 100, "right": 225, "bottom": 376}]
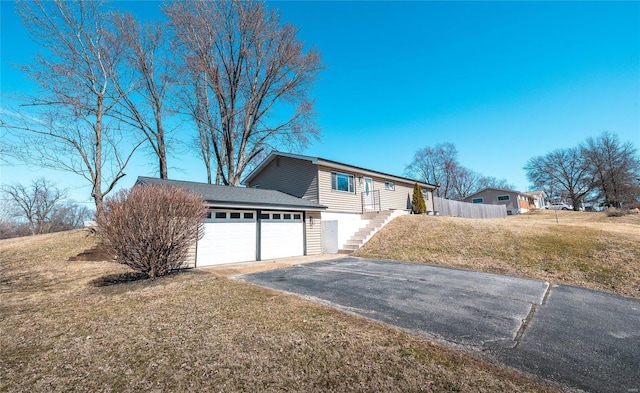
[
  {"left": 340, "top": 210, "right": 407, "bottom": 254},
  {"left": 350, "top": 234, "right": 367, "bottom": 242},
  {"left": 341, "top": 244, "right": 360, "bottom": 251}
]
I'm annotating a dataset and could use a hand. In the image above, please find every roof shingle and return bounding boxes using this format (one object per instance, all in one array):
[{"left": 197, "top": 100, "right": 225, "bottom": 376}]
[{"left": 136, "top": 177, "right": 326, "bottom": 211}]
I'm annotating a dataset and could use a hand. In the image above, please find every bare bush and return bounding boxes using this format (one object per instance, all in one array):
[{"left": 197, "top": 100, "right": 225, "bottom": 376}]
[
  {"left": 605, "top": 207, "right": 629, "bottom": 217},
  {"left": 96, "top": 185, "right": 206, "bottom": 279}
]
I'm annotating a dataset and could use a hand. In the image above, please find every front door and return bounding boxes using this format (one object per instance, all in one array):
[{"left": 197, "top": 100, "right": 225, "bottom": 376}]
[{"left": 363, "top": 177, "right": 374, "bottom": 210}]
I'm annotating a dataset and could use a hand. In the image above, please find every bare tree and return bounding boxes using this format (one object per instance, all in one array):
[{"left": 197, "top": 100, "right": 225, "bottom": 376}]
[
  {"left": 1, "top": 178, "right": 66, "bottom": 235},
  {"left": 178, "top": 70, "right": 217, "bottom": 184},
  {"left": 477, "top": 176, "right": 516, "bottom": 192},
  {"left": 0, "top": 198, "right": 30, "bottom": 239},
  {"left": 166, "top": 0, "right": 323, "bottom": 185},
  {"left": 451, "top": 167, "right": 482, "bottom": 200},
  {"left": 48, "top": 202, "right": 93, "bottom": 233},
  {"left": 1, "top": 0, "right": 143, "bottom": 211},
  {"left": 582, "top": 131, "right": 640, "bottom": 207},
  {"left": 525, "top": 147, "right": 595, "bottom": 210},
  {"left": 111, "top": 12, "right": 174, "bottom": 179},
  {"left": 405, "top": 143, "right": 459, "bottom": 198}
]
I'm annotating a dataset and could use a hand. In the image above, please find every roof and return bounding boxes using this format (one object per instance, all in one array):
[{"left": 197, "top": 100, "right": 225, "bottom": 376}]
[
  {"left": 242, "top": 151, "right": 438, "bottom": 189},
  {"left": 463, "top": 187, "right": 534, "bottom": 200},
  {"left": 524, "top": 190, "right": 547, "bottom": 197},
  {"left": 136, "top": 177, "right": 327, "bottom": 211}
]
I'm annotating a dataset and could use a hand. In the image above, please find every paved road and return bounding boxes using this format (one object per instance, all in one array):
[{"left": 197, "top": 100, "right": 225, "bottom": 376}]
[{"left": 239, "top": 257, "right": 640, "bottom": 393}]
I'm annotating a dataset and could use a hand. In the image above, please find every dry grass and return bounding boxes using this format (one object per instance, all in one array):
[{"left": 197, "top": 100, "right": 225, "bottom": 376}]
[
  {"left": 356, "top": 210, "right": 640, "bottom": 298},
  {"left": 0, "top": 230, "right": 557, "bottom": 392}
]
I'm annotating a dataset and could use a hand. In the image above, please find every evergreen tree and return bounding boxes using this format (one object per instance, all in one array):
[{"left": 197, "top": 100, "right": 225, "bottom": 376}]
[{"left": 412, "top": 183, "right": 426, "bottom": 214}]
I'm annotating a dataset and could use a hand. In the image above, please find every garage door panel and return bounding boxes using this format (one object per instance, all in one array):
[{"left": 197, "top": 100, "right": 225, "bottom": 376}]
[
  {"left": 196, "top": 212, "right": 256, "bottom": 266},
  {"left": 260, "top": 212, "right": 304, "bottom": 260}
]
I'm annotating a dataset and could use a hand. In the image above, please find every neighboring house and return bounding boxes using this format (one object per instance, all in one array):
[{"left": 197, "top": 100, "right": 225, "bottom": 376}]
[
  {"left": 136, "top": 177, "right": 326, "bottom": 267},
  {"left": 463, "top": 187, "right": 535, "bottom": 215},
  {"left": 243, "top": 152, "right": 437, "bottom": 252},
  {"left": 524, "top": 190, "right": 547, "bottom": 209}
]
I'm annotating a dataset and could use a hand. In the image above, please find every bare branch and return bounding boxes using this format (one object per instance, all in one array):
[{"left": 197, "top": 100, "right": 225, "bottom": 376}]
[{"left": 166, "top": 0, "right": 322, "bottom": 185}]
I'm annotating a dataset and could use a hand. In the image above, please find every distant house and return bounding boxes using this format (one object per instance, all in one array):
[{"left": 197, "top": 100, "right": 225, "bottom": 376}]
[
  {"left": 524, "top": 190, "right": 547, "bottom": 209},
  {"left": 463, "top": 187, "right": 535, "bottom": 215},
  {"left": 243, "top": 152, "right": 437, "bottom": 252}
]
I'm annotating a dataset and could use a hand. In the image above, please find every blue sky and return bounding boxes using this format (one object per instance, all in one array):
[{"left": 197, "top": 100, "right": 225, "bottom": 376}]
[{"left": 1, "top": 1, "right": 639, "bottom": 205}]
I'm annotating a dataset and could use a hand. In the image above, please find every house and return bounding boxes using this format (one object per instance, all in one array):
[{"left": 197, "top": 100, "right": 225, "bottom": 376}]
[
  {"left": 463, "top": 187, "right": 535, "bottom": 215},
  {"left": 243, "top": 152, "right": 437, "bottom": 252},
  {"left": 136, "top": 177, "right": 326, "bottom": 267},
  {"left": 524, "top": 190, "right": 547, "bottom": 209},
  {"left": 136, "top": 152, "right": 436, "bottom": 267}
]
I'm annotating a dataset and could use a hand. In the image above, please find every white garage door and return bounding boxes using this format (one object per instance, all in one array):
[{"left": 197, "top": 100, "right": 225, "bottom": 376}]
[
  {"left": 196, "top": 210, "right": 256, "bottom": 266},
  {"left": 260, "top": 211, "right": 304, "bottom": 260}
]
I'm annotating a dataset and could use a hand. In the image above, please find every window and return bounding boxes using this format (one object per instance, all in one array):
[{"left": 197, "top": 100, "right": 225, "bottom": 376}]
[
  {"left": 215, "top": 212, "right": 227, "bottom": 219},
  {"left": 384, "top": 181, "right": 395, "bottom": 190},
  {"left": 244, "top": 212, "right": 254, "bottom": 219},
  {"left": 272, "top": 213, "right": 281, "bottom": 220},
  {"left": 421, "top": 189, "right": 429, "bottom": 200},
  {"left": 284, "top": 213, "right": 292, "bottom": 220},
  {"left": 293, "top": 213, "right": 301, "bottom": 220},
  {"left": 472, "top": 198, "right": 483, "bottom": 204},
  {"left": 206, "top": 212, "right": 212, "bottom": 219},
  {"left": 497, "top": 195, "right": 510, "bottom": 201},
  {"left": 331, "top": 172, "right": 354, "bottom": 193},
  {"left": 259, "top": 213, "right": 270, "bottom": 220},
  {"left": 230, "top": 212, "right": 241, "bottom": 219}
]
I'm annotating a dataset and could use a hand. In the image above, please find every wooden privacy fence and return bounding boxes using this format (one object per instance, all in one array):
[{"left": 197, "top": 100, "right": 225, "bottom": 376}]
[{"left": 433, "top": 197, "right": 507, "bottom": 219}]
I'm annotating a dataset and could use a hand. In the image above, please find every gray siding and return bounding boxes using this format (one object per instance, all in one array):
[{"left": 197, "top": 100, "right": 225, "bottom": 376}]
[
  {"left": 305, "top": 211, "right": 322, "bottom": 255},
  {"left": 376, "top": 180, "right": 435, "bottom": 213},
  {"left": 463, "top": 189, "right": 519, "bottom": 211},
  {"left": 318, "top": 166, "right": 362, "bottom": 213},
  {"left": 183, "top": 240, "right": 196, "bottom": 268},
  {"left": 246, "top": 156, "right": 319, "bottom": 203},
  {"left": 318, "top": 166, "right": 435, "bottom": 213}
]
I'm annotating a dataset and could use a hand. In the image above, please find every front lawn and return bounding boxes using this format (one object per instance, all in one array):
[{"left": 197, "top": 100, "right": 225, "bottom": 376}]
[
  {"left": 0, "top": 230, "right": 555, "bottom": 392},
  {"left": 356, "top": 210, "right": 640, "bottom": 298}
]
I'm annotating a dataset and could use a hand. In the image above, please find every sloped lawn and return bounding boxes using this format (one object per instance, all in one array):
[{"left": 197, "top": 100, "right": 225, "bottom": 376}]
[
  {"left": 356, "top": 210, "right": 640, "bottom": 299},
  {"left": 0, "top": 230, "right": 556, "bottom": 392}
]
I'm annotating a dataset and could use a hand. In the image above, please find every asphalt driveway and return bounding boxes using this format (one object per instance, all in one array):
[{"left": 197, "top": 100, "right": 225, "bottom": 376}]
[{"left": 238, "top": 257, "right": 640, "bottom": 393}]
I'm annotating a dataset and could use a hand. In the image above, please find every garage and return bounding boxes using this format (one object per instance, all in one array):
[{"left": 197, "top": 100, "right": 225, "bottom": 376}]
[
  {"left": 196, "top": 210, "right": 257, "bottom": 266},
  {"left": 197, "top": 210, "right": 305, "bottom": 266},
  {"left": 135, "top": 176, "right": 326, "bottom": 268}
]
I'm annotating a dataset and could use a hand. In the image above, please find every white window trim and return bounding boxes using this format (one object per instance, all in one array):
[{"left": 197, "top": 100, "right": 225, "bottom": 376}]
[
  {"left": 260, "top": 211, "right": 304, "bottom": 222},
  {"left": 331, "top": 172, "right": 355, "bottom": 193},
  {"left": 205, "top": 210, "right": 256, "bottom": 222},
  {"left": 472, "top": 198, "right": 484, "bottom": 204},
  {"left": 497, "top": 195, "right": 510, "bottom": 201},
  {"left": 384, "top": 181, "right": 395, "bottom": 191}
]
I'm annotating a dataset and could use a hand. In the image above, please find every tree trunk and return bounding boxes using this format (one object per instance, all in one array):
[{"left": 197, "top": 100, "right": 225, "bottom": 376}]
[{"left": 93, "top": 96, "right": 104, "bottom": 213}]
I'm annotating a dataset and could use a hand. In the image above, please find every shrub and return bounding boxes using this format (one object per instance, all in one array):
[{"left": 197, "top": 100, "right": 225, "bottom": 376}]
[
  {"left": 605, "top": 207, "right": 630, "bottom": 217},
  {"left": 96, "top": 185, "right": 206, "bottom": 279},
  {"left": 411, "top": 183, "right": 426, "bottom": 214}
]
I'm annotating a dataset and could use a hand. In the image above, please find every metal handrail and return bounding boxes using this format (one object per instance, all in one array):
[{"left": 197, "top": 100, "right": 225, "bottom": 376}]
[{"left": 361, "top": 189, "right": 381, "bottom": 213}]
